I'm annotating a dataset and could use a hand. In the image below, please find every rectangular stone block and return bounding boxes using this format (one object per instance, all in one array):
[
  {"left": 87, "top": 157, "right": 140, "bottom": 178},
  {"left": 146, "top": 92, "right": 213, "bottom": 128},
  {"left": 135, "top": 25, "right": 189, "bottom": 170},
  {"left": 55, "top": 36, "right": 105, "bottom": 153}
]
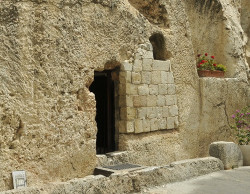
[
  {"left": 165, "top": 95, "right": 177, "bottom": 106},
  {"left": 126, "top": 121, "right": 134, "bottom": 133},
  {"left": 119, "top": 72, "right": 126, "bottom": 84},
  {"left": 168, "top": 84, "right": 176, "bottom": 95},
  {"left": 127, "top": 107, "right": 137, "bottom": 120},
  {"left": 149, "top": 85, "right": 158, "bottom": 95},
  {"left": 141, "top": 71, "right": 152, "bottom": 84},
  {"left": 126, "top": 72, "right": 132, "bottom": 83},
  {"left": 147, "top": 107, "right": 157, "bottom": 119},
  {"left": 151, "top": 71, "right": 161, "bottom": 84},
  {"left": 167, "top": 72, "right": 174, "bottom": 83},
  {"left": 126, "top": 96, "right": 133, "bottom": 107},
  {"left": 159, "top": 118, "right": 167, "bottom": 130},
  {"left": 143, "top": 51, "right": 153, "bottom": 59},
  {"left": 137, "top": 107, "right": 147, "bottom": 119},
  {"left": 126, "top": 83, "right": 138, "bottom": 95},
  {"left": 133, "top": 96, "right": 147, "bottom": 107},
  {"left": 119, "top": 84, "right": 126, "bottom": 95},
  {"left": 162, "top": 106, "right": 169, "bottom": 117},
  {"left": 150, "top": 118, "right": 159, "bottom": 131},
  {"left": 142, "top": 58, "right": 153, "bottom": 71},
  {"left": 132, "top": 72, "right": 141, "bottom": 84},
  {"left": 147, "top": 95, "right": 157, "bottom": 107},
  {"left": 119, "top": 121, "right": 126, "bottom": 133},
  {"left": 120, "top": 107, "right": 136, "bottom": 120},
  {"left": 120, "top": 107, "right": 127, "bottom": 120},
  {"left": 157, "top": 95, "right": 165, "bottom": 106},
  {"left": 121, "top": 60, "right": 132, "bottom": 71},
  {"left": 169, "top": 105, "right": 178, "bottom": 117},
  {"left": 138, "top": 84, "right": 149, "bottom": 95},
  {"left": 133, "top": 59, "right": 143, "bottom": 72},
  {"left": 142, "top": 119, "right": 151, "bottom": 132},
  {"left": 152, "top": 60, "right": 170, "bottom": 71},
  {"left": 155, "top": 107, "right": 163, "bottom": 118},
  {"left": 161, "top": 71, "right": 168, "bottom": 84},
  {"left": 119, "top": 71, "right": 131, "bottom": 84},
  {"left": 167, "top": 117, "right": 175, "bottom": 129},
  {"left": 134, "top": 119, "right": 143, "bottom": 133},
  {"left": 119, "top": 95, "right": 126, "bottom": 107},
  {"left": 159, "top": 84, "right": 168, "bottom": 95}
]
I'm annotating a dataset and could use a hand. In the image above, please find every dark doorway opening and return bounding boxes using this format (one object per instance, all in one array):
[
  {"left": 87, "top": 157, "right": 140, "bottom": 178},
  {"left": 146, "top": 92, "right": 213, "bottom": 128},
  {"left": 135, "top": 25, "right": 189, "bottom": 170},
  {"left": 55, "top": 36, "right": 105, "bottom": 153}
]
[{"left": 90, "top": 70, "right": 116, "bottom": 154}]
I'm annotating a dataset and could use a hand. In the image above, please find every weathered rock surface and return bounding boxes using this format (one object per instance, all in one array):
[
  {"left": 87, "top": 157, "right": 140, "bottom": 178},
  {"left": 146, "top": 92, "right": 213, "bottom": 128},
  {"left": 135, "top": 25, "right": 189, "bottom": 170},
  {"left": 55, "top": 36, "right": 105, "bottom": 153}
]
[
  {"left": 241, "top": 0, "right": 250, "bottom": 68},
  {"left": 209, "top": 141, "right": 243, "bottom": 169}
]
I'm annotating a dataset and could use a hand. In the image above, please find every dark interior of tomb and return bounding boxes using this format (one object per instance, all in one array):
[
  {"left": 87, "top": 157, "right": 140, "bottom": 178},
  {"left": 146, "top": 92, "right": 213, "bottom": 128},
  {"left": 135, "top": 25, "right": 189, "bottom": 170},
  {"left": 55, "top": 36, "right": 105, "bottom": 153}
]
[{"left": 90, "top": 71, "right": 116, "bottom": 154}]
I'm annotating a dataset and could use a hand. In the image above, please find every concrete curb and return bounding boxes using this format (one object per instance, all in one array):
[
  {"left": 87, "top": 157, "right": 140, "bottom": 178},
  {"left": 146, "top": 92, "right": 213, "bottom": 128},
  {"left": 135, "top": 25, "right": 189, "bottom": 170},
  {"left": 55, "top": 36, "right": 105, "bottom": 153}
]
[{"left": 1, "top": 157, "right": 224, "bottom": 194}]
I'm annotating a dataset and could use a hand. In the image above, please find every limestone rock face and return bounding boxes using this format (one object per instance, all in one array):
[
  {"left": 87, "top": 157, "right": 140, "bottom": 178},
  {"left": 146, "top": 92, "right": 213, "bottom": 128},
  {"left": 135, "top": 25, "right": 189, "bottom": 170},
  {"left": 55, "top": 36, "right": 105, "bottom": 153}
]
[
  {"left": 0, "top": 0, "right": 249, "bottom": 191},
  {"left": 241, "top": 0, "right": 250, "bottom": 69}
]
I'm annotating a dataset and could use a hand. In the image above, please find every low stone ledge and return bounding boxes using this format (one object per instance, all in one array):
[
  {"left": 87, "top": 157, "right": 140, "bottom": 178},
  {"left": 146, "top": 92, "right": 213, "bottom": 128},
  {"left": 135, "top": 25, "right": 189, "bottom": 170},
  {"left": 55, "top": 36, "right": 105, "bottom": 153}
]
[
  {"left": 128, "top": 157, "right": 223, "bottom": 191},
  {"left": 209, "top": 141, "right": 243, "bottom": 170},
  {"left": 0, "top": 157, "right": 223, "bottom": 194}
]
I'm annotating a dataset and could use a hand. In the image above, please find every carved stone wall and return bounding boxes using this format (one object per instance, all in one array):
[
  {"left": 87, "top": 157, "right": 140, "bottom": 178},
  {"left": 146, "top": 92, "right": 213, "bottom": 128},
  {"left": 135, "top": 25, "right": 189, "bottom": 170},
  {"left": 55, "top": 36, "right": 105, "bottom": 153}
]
[{"left": 119, "top": 43, "right": 179, "bottom": 133}]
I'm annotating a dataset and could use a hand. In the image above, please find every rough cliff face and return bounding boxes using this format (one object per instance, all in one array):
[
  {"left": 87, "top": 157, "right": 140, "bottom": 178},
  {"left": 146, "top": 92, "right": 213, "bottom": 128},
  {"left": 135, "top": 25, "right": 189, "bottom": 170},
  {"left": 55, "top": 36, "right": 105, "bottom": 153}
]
[
  {"left": 241, "top": 0, "right": 250, "bottom": 67},
  {"left": 0, "top": 0, "right": 249, "bottom": 191}
]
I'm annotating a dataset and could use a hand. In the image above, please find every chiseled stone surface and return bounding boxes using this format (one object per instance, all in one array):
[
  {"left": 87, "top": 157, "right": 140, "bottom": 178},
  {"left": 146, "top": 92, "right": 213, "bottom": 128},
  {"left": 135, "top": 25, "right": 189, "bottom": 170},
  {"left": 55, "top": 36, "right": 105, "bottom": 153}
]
[
  {"left": 119, "top": 43, "right": 179, "bottom": 133},
  {"left": 209, "top": 141, "right": 243, "bottom": 169}
]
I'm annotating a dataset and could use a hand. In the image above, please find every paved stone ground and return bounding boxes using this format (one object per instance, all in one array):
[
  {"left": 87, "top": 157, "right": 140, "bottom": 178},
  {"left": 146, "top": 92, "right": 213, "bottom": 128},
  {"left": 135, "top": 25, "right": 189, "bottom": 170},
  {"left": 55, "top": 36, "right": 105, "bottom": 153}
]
[{"left": 139, "top": 167, "right": 250, "bottom": 194}]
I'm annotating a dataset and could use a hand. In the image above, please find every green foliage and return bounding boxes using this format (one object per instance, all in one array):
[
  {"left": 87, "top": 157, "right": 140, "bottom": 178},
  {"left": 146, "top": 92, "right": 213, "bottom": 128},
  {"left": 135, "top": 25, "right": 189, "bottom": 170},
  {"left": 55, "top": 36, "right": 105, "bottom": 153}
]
[
  {"left": 231, "top": 106, "right": 250, "bottom": 145},
  {"left": 216, "top": 64, "right": 226, "bottom": 72}
]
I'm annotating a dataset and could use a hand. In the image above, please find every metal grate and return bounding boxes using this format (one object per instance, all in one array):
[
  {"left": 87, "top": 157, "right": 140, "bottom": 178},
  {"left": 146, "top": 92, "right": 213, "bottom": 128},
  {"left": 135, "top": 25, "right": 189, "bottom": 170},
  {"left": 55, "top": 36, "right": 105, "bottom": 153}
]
[{"left": 103, "top": 163, "right": 141, "bottom": 170}]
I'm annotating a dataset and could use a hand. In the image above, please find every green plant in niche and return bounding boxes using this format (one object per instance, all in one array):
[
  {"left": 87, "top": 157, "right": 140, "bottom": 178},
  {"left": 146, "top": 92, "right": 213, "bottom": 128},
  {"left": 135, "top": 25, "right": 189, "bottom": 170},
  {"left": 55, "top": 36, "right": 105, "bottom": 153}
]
[{"left": 231, "top": 106, "right": 250, "bottom": 145}]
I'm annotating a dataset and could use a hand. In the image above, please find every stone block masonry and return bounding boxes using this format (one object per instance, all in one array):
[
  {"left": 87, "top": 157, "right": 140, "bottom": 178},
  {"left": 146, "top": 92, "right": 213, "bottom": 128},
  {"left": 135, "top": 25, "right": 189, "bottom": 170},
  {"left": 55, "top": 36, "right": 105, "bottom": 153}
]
[{"left": 119, "top": 43, "right": 179, "bottom": 133}]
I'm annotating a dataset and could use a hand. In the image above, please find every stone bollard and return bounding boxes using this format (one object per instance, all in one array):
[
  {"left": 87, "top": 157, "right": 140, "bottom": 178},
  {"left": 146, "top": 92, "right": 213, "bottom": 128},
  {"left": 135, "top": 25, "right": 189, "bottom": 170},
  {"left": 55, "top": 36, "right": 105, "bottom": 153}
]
[{"left": 209, "top": 141, "right": 243, "bottom": 170}]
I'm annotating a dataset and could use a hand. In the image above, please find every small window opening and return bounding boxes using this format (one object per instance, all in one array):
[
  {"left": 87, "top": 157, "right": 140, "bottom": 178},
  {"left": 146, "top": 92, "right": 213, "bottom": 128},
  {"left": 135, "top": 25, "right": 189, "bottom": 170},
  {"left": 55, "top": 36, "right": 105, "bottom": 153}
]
[{"left": 149, "top": 33, "right": 166, "bottom": 60}]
